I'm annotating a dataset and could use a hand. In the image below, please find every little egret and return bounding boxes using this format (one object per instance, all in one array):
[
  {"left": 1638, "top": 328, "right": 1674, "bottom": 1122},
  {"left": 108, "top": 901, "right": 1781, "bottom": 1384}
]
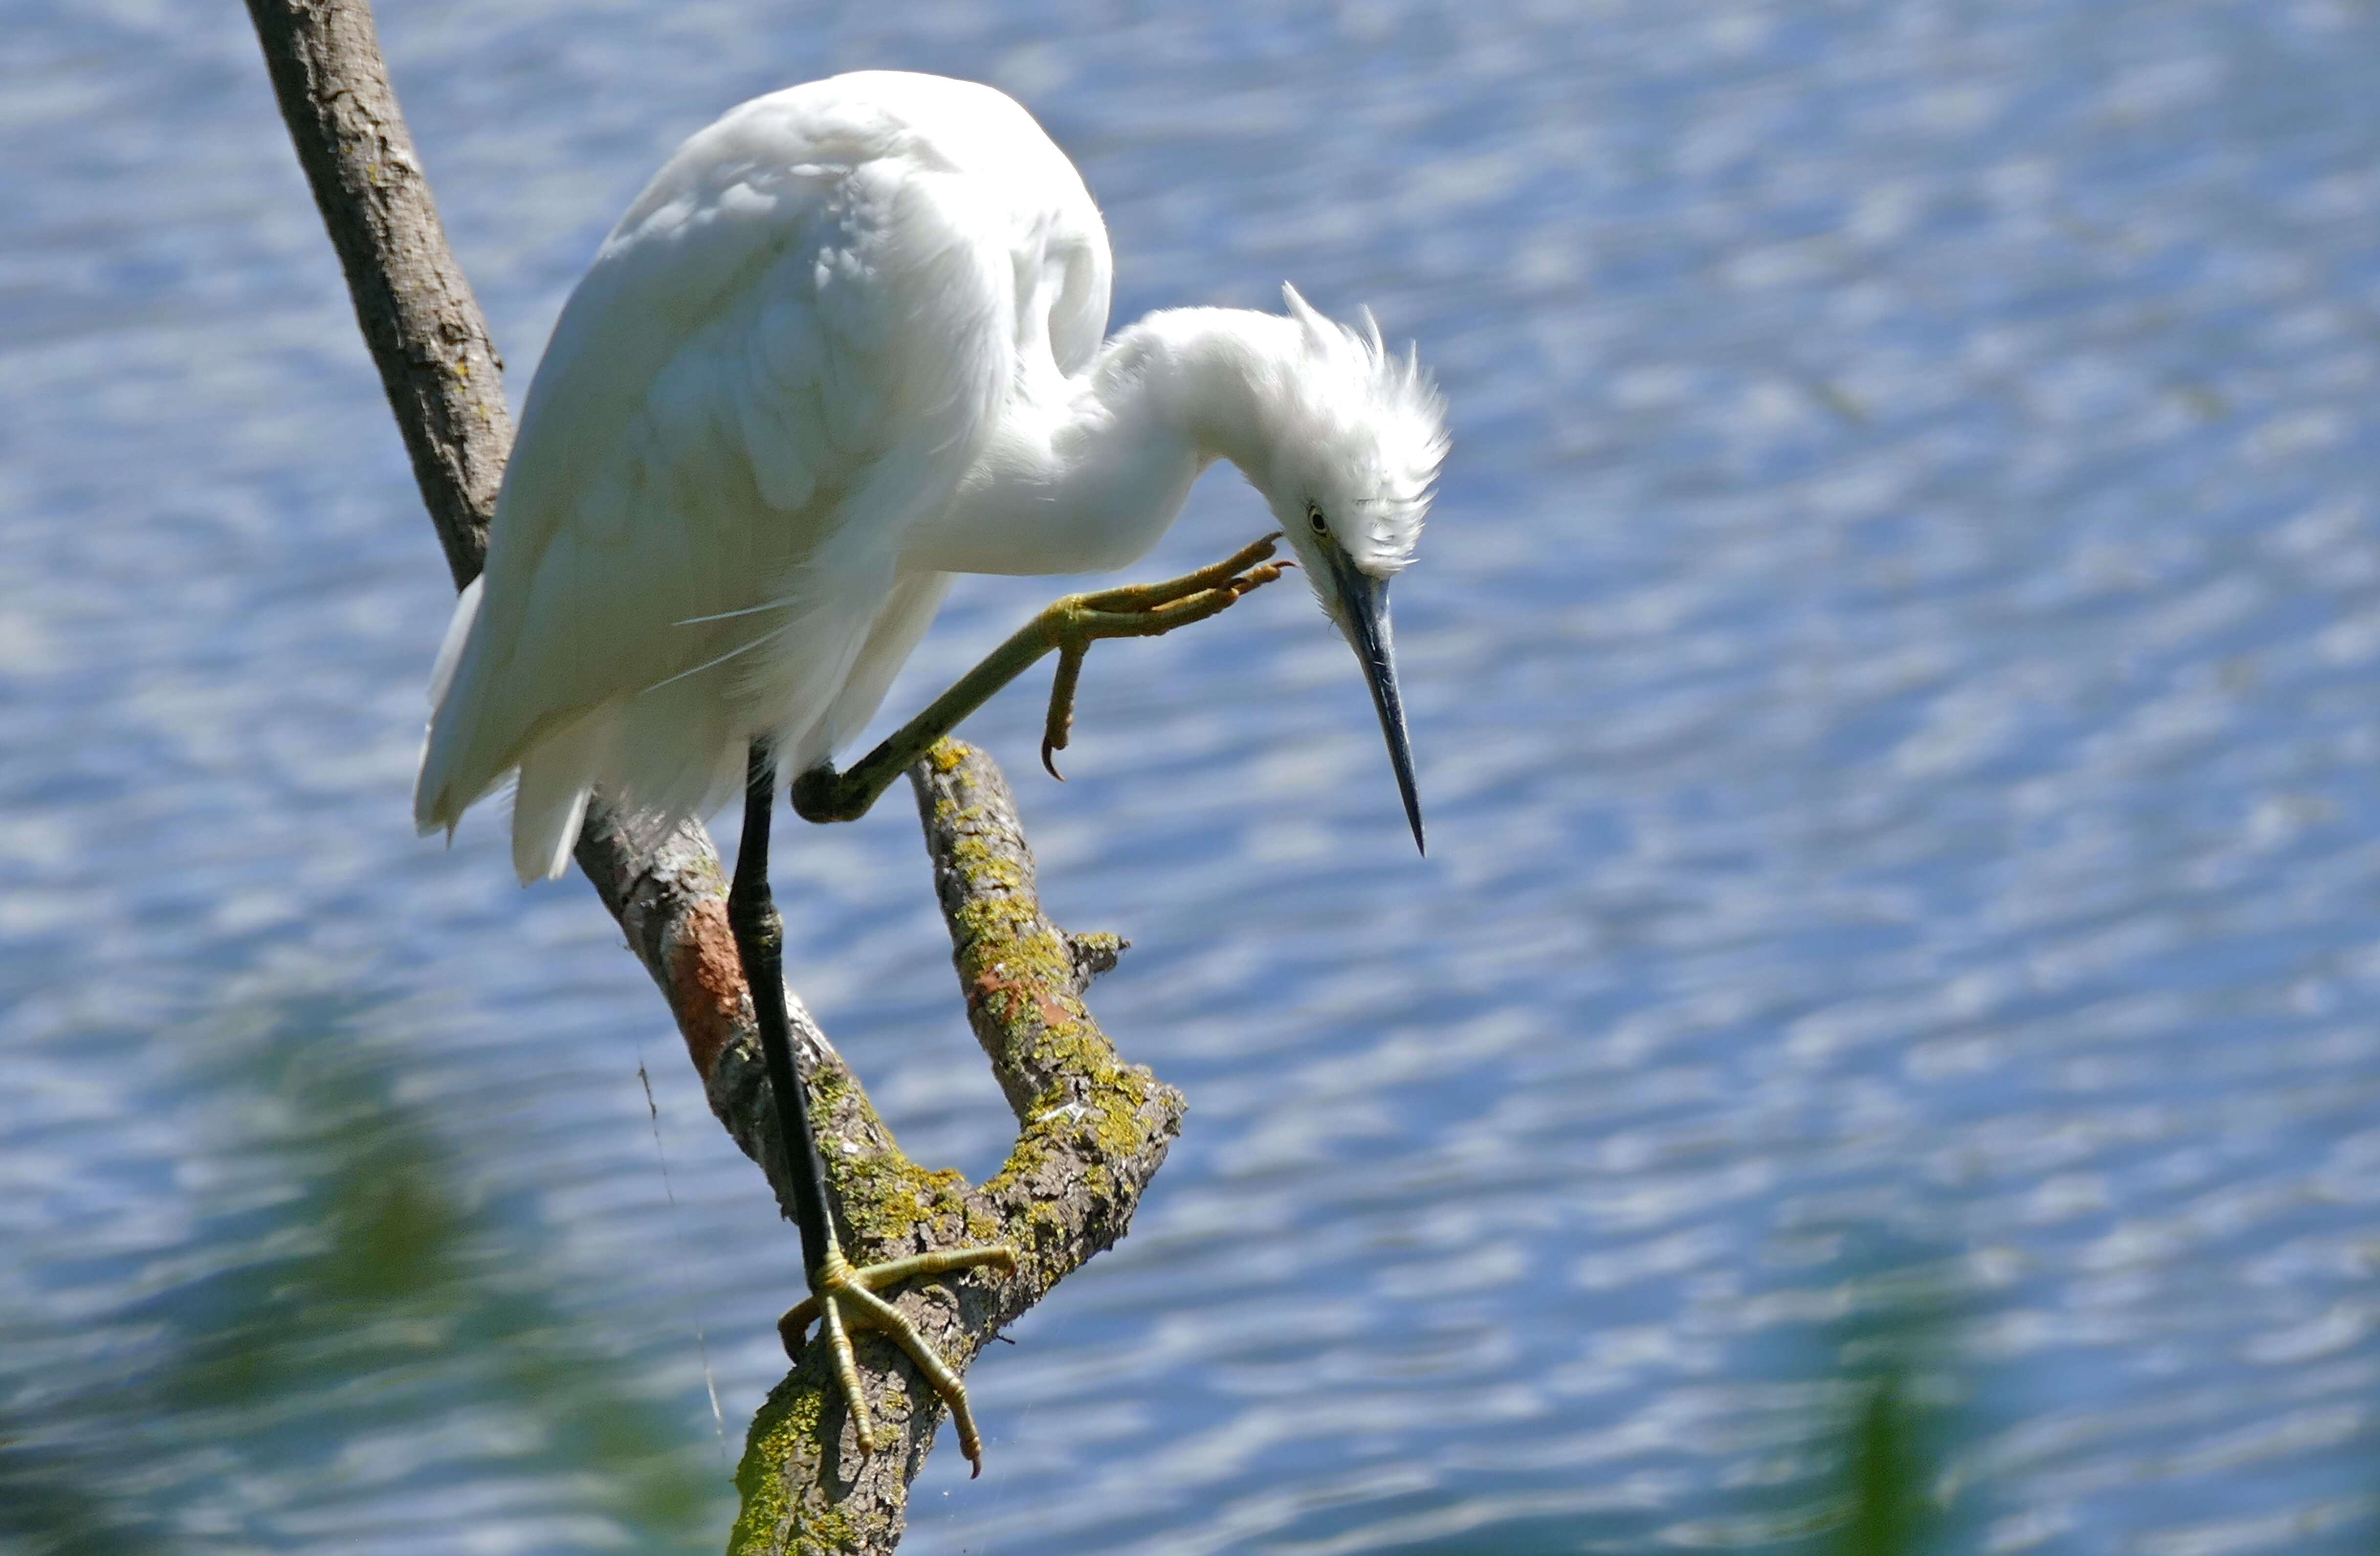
[{"left": 413, "top": 70, "right": 1447, "bottom": 1472}]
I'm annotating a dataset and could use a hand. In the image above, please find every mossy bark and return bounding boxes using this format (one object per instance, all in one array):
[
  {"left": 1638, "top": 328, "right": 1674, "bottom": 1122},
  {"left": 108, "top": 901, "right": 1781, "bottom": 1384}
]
[{"left": 717, "top": 742, "right": 1182, "bottom": 1554}]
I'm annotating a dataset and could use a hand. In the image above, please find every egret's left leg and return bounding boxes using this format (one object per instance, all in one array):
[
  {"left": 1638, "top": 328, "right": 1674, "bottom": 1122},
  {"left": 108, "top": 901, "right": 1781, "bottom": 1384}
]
[
  {"left": 727, "top": 746, "right": 1017, "bottom": 1473},
  {"left": 792, "top": 533, "right": 1289, "bottom": 823}
]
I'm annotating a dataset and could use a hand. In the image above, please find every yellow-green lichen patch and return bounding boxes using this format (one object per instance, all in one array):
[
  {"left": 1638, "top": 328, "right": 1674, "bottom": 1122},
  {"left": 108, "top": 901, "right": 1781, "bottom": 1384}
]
[
  {"left": 1046, "top": 1063, "right": 1164, "bottom": 1147},
  {"left": 729, "top": 1376, "right": 830, "bottom": 1556},
  {"left": 687, "top": 851, "right": 730, "bottom": 895},
  {"left": 804, "top": 1062, "right": 884, "bottom": 1134},
  {"left": 800, "top": 1506, "right": 859, "bottom": 1553},
  {"left": 837, "top": 1157, "right": 980, "bottom": 1253},
  {"left": 1078, "top": 1070, "right": 1160, "bottom": 1157},
  {"left": 941, "top": 825, "right": 1032, "bottom": 896}
]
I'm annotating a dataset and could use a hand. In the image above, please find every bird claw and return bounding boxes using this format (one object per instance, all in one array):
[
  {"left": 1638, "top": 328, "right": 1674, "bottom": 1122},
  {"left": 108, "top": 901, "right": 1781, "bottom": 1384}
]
[
  {"left": 776, "top": 1242, "right": 1019, "bottom": 1475},
  {"left": 1040, "top": 644, "right": 1087, "bottom": 780},
  {"left": 1032, "top": 533, "right": 1290, "bottom": 783}
]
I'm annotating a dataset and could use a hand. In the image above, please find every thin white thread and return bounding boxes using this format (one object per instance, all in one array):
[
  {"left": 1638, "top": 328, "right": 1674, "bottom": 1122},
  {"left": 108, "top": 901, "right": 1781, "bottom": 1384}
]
[{"left": 639, "top": 1052, "right": 728, "bottom": 1466}]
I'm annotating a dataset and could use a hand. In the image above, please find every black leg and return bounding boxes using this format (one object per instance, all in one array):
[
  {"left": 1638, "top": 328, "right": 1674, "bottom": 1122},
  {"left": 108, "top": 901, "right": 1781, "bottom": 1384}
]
[
  {"left": 727, "top": 743, "right": 835, "bottom": 1278},
  {"left": 727, "top": 741, "right": 1019, "bottom": 1471}
]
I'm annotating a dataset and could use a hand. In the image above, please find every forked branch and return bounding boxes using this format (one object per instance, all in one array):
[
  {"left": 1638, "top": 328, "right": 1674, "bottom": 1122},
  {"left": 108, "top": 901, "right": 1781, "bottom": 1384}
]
[
  {"left": 242, "top": 4, "right": 1182, "bottom": 1551},
  {"left": 719, "top": 743, "right": 1180, "bottom": 1550}
]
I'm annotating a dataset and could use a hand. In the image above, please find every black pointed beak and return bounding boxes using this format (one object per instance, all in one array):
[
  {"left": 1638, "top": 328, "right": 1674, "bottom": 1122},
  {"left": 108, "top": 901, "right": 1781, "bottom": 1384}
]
[{"left": 1326, "top": 550, "right": 1425, "bottom": 854}]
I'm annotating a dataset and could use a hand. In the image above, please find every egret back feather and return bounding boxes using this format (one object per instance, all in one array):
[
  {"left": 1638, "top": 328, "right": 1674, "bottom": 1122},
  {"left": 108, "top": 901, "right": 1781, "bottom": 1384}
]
[{"left": 414, "top": 74, "right": 1102, "bottom": 879}]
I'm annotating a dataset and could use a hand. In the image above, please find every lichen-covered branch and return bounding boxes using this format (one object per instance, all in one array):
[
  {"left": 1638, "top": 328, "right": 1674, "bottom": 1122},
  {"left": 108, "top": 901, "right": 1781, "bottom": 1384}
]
[
  {"left": 243, "top": 7, "right": 1183, "bottom": 1552},
  {"left": 725, "top": 742, "right": 1182, "bottom": 1553}
]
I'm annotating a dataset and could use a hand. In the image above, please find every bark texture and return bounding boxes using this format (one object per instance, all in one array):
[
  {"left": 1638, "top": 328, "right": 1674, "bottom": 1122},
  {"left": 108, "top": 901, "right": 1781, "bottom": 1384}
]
[
  {"left": 243, "top": 6, "right": 1182, "bottom": 1550},
  {"left": 243, "top": 0, "right": 506, "bottom": 589},
  {"left": 722, "top": 744, "right": 1181, "bottom": 1554}
]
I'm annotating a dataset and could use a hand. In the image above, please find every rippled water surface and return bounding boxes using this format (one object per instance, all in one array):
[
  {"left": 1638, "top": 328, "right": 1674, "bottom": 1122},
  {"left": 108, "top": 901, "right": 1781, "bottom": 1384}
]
[{"left": 8, "top": 1, "right": 2380, "bottom": 1551}]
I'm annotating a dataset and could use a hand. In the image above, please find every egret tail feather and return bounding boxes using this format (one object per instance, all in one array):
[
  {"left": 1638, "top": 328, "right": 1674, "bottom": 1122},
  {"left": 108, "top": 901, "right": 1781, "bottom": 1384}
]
[{"left": 511, "top": 710, "right": 612, "bottom": 882}]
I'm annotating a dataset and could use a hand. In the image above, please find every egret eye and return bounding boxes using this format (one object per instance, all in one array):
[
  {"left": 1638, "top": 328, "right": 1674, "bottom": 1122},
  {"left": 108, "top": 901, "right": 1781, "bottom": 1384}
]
[{"left": 1307, "top": 504, "right": 1329, "bottom": 536}]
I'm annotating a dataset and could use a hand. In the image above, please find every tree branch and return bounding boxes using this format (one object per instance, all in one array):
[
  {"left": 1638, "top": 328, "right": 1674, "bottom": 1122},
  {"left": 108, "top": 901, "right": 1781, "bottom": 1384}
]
[
  {"left": 724, "top": 744, "right": 1181, "bottom": 1552},
  {"left": 242, "top": 0, "right": 504, "bottom": 590},
  {"left": 242, "top": 6, "right": 1181, "bottom": 1550}
]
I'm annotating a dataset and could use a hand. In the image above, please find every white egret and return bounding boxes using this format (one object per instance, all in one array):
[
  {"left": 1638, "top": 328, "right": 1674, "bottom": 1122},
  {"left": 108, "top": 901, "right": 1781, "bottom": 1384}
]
[{"left": 413, "top": 70, "right": 1447, "bottom": 1472}]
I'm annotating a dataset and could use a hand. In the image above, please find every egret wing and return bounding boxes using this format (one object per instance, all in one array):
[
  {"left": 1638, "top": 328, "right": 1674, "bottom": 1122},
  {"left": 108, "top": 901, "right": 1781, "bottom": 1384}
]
[{"left": 415, "top": 79, "right": 1068, "bottom": 873}]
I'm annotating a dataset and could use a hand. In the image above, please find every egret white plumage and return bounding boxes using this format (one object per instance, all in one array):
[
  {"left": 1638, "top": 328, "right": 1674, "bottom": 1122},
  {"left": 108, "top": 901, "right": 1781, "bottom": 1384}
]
[{"left": 414, "top": 70, "right": 1448, "bottom": 1472}]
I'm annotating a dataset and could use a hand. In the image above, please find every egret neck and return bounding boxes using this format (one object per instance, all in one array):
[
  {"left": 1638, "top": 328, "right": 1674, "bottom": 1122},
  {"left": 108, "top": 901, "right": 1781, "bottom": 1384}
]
[{"left": 907, "top": 308, "right": 1297, "bottom": 578}]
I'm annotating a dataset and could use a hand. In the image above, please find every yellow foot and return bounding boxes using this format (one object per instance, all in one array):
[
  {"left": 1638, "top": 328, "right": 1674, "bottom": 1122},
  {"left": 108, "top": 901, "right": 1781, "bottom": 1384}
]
[
  {"left": 788, "top": 533, "right": 1289, "bottom": 824},
  {"left": 1038, "top": 531, "right": 1292, "bottom": 778},
  {"left": 776, "top": 1242, "right": 1019, "bottom": 1475}
]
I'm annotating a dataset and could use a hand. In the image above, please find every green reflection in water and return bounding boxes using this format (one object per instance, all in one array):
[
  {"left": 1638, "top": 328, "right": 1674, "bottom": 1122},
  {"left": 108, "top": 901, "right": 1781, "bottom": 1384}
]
[
  {"left": 0, "top": 998, "right": 721, "bottom": 1554},
  {"left": 1365, "top": 1254, "right": 1973, "bottom": 1556}
]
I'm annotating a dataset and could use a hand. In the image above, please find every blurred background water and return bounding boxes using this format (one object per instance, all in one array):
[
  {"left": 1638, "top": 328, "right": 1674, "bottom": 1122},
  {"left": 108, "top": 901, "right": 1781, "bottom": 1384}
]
[{"left": 6, "top": 0, "right": 2380, "bottom": 1551}]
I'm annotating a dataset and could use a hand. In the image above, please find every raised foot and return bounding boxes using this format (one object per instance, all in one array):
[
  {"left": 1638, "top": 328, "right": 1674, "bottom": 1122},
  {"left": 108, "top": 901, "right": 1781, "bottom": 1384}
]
[
  {"left": 790, "top": 533, "right": 1291, "bottom": 822},
  {"left": 1038, "top": 531, "right": 1292, "bottom": 778},
  {"left": 776, "top": 1242, "right": 1019, "bottom": 1475}
]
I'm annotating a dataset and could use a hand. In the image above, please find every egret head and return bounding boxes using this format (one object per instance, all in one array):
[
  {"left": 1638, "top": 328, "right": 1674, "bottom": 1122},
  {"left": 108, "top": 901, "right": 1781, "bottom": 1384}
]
[{"left": 1253, "top": 285, "right": 1449, "bottom": 853}]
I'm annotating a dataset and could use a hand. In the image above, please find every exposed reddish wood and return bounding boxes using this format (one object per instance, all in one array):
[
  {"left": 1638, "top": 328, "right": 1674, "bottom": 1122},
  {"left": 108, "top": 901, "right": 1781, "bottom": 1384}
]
[{"left": 667, "top": 895, "right": 749, "bottom": 1082}]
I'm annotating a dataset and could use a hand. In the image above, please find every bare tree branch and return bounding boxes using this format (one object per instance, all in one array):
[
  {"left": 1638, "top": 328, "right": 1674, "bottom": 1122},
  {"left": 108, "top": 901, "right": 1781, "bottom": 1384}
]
[
  {"left": 243, "top": 0, "right": 504, "bottom": 589},
  {"left": 242, "top": 5, "right": 1181, "bottom": 1550}
]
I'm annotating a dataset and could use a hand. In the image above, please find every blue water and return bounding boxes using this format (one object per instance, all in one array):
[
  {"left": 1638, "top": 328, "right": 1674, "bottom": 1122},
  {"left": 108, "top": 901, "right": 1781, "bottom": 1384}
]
[{"left": 7, "top": 1, "right": 2380, "bottom": 1551}]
